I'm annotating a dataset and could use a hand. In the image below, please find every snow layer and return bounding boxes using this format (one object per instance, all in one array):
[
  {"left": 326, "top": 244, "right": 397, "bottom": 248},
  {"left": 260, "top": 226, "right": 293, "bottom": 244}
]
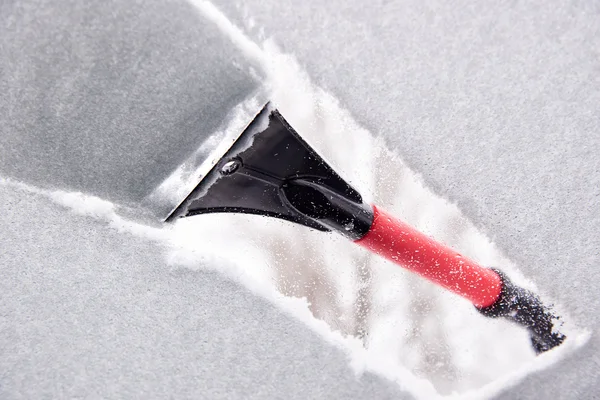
[{"left": 1, "top": 0, "right": 597, "bottom": 399}]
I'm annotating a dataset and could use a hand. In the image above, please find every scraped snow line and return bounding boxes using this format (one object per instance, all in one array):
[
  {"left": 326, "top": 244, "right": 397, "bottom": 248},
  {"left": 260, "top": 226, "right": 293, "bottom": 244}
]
[
  {"left": 187, "top": 0, "right": 265, "bottom": 68},
  {"left": 0, "top": 177, "right": 167, "bottom": 241}
]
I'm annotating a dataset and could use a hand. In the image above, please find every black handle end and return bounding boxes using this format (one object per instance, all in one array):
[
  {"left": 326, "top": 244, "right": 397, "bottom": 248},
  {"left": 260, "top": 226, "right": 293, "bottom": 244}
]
[{"left": 477, "top": 269, "right": 566, "bottom": 354}]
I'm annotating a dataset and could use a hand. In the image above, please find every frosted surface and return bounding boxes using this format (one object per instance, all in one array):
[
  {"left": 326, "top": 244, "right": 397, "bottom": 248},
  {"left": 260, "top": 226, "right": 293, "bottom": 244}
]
[{"left": 1, "top": 0, "right": 598, "bottom": 399}]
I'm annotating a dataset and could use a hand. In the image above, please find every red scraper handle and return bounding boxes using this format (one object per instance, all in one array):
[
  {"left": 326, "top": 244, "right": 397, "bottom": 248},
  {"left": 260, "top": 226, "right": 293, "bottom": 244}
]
[{"left": 355, "top": 205, "right": 502, "bottom": 308}]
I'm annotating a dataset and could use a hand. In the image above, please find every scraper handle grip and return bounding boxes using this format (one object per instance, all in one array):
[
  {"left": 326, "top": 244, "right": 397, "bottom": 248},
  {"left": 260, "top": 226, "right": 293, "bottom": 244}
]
[
  {"left": 355, "top": 205, "right": 502, "bottom": 308},
  {"left": 477, "top": 269, "right": 566, "bottom": 353}
]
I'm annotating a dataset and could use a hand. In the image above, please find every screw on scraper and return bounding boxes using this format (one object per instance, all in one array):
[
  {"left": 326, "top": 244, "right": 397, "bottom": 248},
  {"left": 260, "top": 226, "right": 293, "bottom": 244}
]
[{"left": 220, "top": 158, "right": 242, "bottom": 176}]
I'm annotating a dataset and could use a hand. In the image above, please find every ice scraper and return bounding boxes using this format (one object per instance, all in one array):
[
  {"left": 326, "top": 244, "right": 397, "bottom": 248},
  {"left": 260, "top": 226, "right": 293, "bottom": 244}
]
[{"left": 166, "top": 102, "right": 565, "bottom": 354}]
